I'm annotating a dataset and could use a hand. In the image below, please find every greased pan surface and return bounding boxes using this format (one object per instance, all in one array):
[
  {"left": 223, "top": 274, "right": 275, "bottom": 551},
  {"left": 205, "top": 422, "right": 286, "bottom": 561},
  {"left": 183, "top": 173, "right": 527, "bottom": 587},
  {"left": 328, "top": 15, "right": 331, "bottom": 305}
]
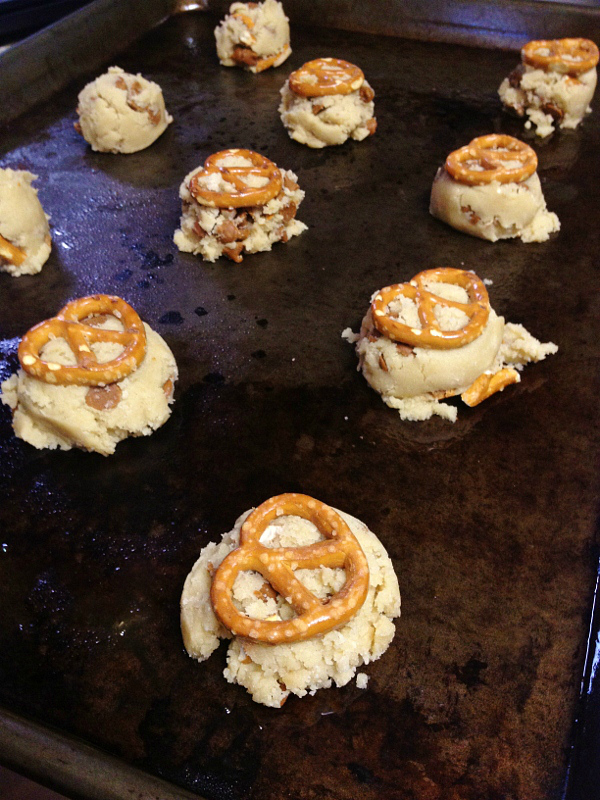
[{"left": 0, "top": 12, "right": 599, "bottom": 800}]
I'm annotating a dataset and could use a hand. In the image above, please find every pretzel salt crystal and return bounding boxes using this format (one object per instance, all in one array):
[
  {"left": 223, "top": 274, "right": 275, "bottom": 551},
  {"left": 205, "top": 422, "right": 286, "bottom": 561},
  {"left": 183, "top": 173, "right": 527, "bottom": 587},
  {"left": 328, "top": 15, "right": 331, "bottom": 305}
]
[
  {"left": 445, "top": 134, "right": 537, "bottom": 186},
  {"left": 210, "top": 493, "right": 370, "bottom": 645},
  {"left": 371, "top": 267, "right": 490, "bottom": 350},
  {"left": 18, "top": 295, "right": 147, "bottom": 386},
  {"left": 189, "top": 149, "right": 283, "bottom": 208},
  {"left": 522, "top": 38, "right": 599, "bottom": 76},
  {"left": 461, "top": 367, "right": 520, "bottom": 407},
  {"left": 289, "top": 58, "right": 364, "bottom": 97},
  {"left": 0, "top": 233, "right": 26, "bottom": 267}
]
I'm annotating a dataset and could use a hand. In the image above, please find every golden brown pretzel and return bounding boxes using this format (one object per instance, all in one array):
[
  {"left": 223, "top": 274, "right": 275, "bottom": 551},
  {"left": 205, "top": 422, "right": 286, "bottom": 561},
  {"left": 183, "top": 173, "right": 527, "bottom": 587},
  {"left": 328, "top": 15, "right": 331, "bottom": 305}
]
[
  {"left": 189, "top": 149, "right": 283, "bottom": 208},
  {"left": 445, "top": 134, "right": 537, "bottom": 185},
  {"left": 289, "top": 58, "right": 364, "bottom": 97},
  {"left": 371, "top": 267, "right": 490, "bottom": 350},
  {"left": 18, "top": 295, "right": 147, "bottom": 386},
  {"left": 461, "top": 367, "right": 520, "bottom": 407},
  {"left": 210, "top": 493, "right": 370, "bottom": 645},
  {"left": 0, "top": 233, "right": 26, "bottom": 266},
  {"left": 522, "top": 38, "right": 599, "bottom": 75}
]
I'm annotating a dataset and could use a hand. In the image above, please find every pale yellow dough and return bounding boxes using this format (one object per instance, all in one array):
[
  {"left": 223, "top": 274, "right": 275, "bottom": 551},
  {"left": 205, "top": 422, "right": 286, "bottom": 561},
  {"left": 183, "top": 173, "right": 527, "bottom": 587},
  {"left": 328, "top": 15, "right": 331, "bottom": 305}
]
[
  {"left": 1, "top": 320, "right": 178, "bottom": 455},
  {"left": 429, "top": 168, "right": 560, "bottom": 243},
  {"left": 76, "top": 66, "right": 172, "bottom": 154},
  {"left": 344, "top": 277, "right": 558, "bottom": 422},
  {"left": 181, "top": 507, "right": 401, "bottom": 708},
  {"left": 215, "top": 0, "right": 291, "bottom": 72},
  {"left": 0, "top": 169, "right": 51, "bottom": 277}
]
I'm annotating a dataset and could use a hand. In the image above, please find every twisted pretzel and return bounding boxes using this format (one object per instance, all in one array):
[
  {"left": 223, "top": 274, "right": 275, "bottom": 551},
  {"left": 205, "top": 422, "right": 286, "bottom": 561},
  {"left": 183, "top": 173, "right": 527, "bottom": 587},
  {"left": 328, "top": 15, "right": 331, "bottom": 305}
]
[
  {"left": 522, "top": 38, "right": 599, "bottom": 75},
  {"left": 289, "top": 58, "right": 364, "bottom": 97},
  {"left": 210, "top": 493, "right": 370, "bottom": 645},
  {"left": 371, "top": 268, "right": 490, "bottom": 350},
  {"left": 189, "top": 149, "right": 282, "bottom": 208},
  {"left": 0, "top": 233, "right": 26, "bottom": 266},
  {"left": 18, "top": 295, "right": 147, "bottom": 386},
  {"left": 445, "top": 134, "right": 537, "bottom": 185}
]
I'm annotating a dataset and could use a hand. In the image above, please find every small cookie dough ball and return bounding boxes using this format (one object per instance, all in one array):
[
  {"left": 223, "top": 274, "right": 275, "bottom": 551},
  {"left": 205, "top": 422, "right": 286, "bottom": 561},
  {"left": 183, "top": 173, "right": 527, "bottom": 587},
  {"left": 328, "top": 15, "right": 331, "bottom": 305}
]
[
  {"left": 174, "top": 148, "right": 307, "bottom": 263},
  {"left": 75, "top": 66, "right": 173, "bottom": 153},
  {"left": 279, "top": 57, "right": 376, "bottom": 148},
  {"left": 0, "top": 295, "right": 178, "bottom": 455},
  {"left": 0, "top": 169, "right": 51, "bottom": 277},
  {"left": 181, "top": 494, "right": 401, "bottom": 708},
  {"left": 499, "top": 38, "right": 599, "bottom": 137},
  {"left": 344, "top": 267, "right": 558, "bottom": 422},
  {"left": 215, "top": 0, "right": 291, "bottom": 73},
  {"left": 429, "top": 134, "right": 560, "bottom": 243}
]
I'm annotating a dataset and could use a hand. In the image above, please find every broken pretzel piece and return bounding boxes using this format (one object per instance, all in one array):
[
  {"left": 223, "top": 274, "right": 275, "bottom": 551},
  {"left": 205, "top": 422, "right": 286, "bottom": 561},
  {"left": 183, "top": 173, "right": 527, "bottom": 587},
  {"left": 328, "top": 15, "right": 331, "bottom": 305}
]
[{"left": 461, "top": 367, "right": 520, "bottom": 407}]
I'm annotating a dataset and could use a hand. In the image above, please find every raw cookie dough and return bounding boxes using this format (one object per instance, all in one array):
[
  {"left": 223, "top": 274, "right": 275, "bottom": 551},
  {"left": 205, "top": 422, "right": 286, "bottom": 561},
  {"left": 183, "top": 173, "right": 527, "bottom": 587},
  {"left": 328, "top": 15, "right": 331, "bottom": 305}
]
[
  {"left": 344, "top": 267, "right": 558, "bottom": 422},
  {"left": 0, "top": 169, "right": 51, "bottom": 277},
  {"left": 499, "top": 37, "right": 599, "bottom": 137},
  {"left": 429, "top": 134, "right": 560, "bottom": 242},
  {"left": 215, "top": 0, "right": 291, "bottom": 73},
  {"left": 181, "top": 497, "right": 401, "bottom": 708},
  {"left": 174, "top": 149, "right": 306, "bottom": 263},
  {"left": 1, "top": 296, "right": 178, "bottom": 455},
  {"left": 279, "top": 57, "right": 377, "bottom": 148},
  {"left": 75, "top": 66, "right": 172, "bottom": 153}
]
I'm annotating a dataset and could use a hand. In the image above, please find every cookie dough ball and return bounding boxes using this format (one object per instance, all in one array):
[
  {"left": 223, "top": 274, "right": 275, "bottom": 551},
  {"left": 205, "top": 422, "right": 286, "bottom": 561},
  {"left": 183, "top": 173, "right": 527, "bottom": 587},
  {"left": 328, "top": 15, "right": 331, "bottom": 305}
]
[
  {"left": 344, "top": 267, "right": 558, "bottom": 422},
  {"left": 75, "top": 66, "right": 173, "bottom": 153},
  {"left": 215, "top": 0, "right": 291, "bottom": 73},
  {"left": 499, "top": 38, "right": 599, "bottom": 137},
  {"left": 0, "top": 169, "right": 51, "bottom": 277},
  {"left": 279, "top": 57, "right": 377, "bottom": 148},
  {"left": 181, "top": 494, "right": 401, "bottom": 708},
  {"left": 174, "top": 148, "right": 307, "bottom": 263},
  {"left": 429, "top": 134, "right": 560, "bottom": 243},
  {"left": 0, "top": 295, "right": 178, "bottom": 455}
]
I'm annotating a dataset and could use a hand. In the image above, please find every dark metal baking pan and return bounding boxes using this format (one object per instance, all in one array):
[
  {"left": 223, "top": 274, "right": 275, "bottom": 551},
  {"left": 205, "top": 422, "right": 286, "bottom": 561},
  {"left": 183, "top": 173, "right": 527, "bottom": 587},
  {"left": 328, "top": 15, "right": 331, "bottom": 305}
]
[{"left": 1, "top": 2, "right": 600, "bottom": 799}]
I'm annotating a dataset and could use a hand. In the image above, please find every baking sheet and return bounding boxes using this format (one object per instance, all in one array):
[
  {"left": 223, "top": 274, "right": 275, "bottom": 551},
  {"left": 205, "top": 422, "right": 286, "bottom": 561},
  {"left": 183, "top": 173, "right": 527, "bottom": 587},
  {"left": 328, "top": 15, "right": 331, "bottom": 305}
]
[{"left": 1, "top": 6, "right": 600, "bottom": 800}]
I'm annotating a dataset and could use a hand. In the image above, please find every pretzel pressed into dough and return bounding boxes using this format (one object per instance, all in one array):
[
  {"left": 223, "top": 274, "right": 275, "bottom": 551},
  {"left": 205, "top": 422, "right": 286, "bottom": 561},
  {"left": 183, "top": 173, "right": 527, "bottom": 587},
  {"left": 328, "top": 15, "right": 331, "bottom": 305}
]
[
  {"left": 289, "top": 58, "right": 364, "bottom": 97},
  {"left": 371, "top": 267, "right": 490, "bottom": 350},
  {"left": 210, "top": 493, "right": 370, "bottom": 645},
  {"left": 445, "top": 134, "right": 537, "bottom": 185},
  {"left": 18, "top": 295, "right": 147, "bottom": 386},
  {"left": 189, "top": 149, "right": 283, "bottom": 208},
  {"left": 522, "top": 38, "right": 599, "bottom": 75},
  {"left": 0, "top": 233, "right": 26, "bottom": 266}
]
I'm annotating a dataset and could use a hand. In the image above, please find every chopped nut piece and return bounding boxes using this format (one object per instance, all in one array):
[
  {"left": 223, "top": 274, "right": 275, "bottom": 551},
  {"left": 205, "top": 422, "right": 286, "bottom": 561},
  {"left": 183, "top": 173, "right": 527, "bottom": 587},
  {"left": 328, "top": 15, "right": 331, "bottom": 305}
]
[
  {"left": 360, "top": 84, "right": 375, "bottom": 103},
  {"left": 378, "top": 353, "right": 389, "bottom": 372},
  {"left": 232, "top": 45, "right": 259, "bottom": 67}
]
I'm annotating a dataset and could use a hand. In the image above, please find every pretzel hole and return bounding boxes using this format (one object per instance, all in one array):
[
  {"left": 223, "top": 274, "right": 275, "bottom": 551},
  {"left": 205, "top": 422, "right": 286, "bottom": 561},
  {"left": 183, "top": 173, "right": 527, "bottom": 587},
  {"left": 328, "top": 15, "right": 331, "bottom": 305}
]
[{"left": 384, "top": 281, "right": 471, "bottom": 334}]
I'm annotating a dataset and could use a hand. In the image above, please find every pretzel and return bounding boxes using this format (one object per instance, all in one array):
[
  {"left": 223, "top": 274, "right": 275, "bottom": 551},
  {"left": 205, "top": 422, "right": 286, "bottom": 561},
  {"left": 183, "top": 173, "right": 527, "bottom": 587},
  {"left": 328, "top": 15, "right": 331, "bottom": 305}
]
[
  {"left": 189, "top": 149, "right": 282, "bottom": 208},
  {"left": 371, "top": 268, "right": 490, "bottom": 350},
  {"left": 0, "top": 233, "right": 26, "bottom": 266},
  {"left": 461, "top": 367, "right": 520, "bottom": 407},
  {"left": 210, "top": 493, "right": 370, "bottom": 645},
  {"left": 289, "top": 58, "right": 364, "bottom": 97},
  {"left": 18, "top": 295, "right": 147, "bottom": 386},
  {"left": 522, "top": 38, "right": 599, "bottom": 76},
  {"left": 445, "top": 134, "right": 537, "bottom": 185},
  {"left": 253, "top": 44, "right": 291, "bottom": 73}
]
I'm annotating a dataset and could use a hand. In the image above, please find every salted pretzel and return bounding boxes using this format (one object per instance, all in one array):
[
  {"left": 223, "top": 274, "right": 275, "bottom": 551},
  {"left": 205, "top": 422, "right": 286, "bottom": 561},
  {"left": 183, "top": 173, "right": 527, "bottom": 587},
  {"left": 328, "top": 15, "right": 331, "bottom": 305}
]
[
  {"left": 371, "top": 267, "right": 490, "bottom": 350},
  {"left": 18, "top": 295, "right": 147, "bottom": 386},
  {"left": 289, "top": 58, "right": 364, "bottom": 97},
  {"left": 461, "top": 367, "right": 520, "bottom": 407},
  {"left": 210, "top": 493, "right": 370, "bottom": 645},
  {"left": 189, "top": 149, "right": 282, "bottom": 208},
  {"left": 0, "top": 233, "right": 26, "bottom": 266},
  {"left": 445, "top": 134, "right": 537, "bottom": 185},
  {"left": 522, "top": 38, "right": 599, "bottom": 75}
]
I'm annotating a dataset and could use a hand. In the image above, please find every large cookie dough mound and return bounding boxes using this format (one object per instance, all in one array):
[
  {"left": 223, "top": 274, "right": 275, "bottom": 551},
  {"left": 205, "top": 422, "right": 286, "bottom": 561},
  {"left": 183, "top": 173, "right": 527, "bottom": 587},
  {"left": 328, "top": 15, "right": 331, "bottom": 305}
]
[
  {"left": 1, "top": 320, "right": 177, "bottom": 455},
  {"left": 181, "top": 508, "right": 401, "bottom": 708},
  {"left": 279, "top": 58, "right": 376, "bottom": 148},
  {"left": 430, "top": 167, "right": 560, "bottom": 243},
  {"left": 215, "top": 0, "right": 291, "bottom": 73},
  {"left": 76, "top": 66, "right": 173, "bottom": 154},
  {"left": 0, "top": 169, "right": 51, "bottom": 277},
  {"left": 344, "top": 270, "right": 558, "bottom": 422},
  {"left": 174, "top": 150, "right": 307, "bottom": 263}
]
